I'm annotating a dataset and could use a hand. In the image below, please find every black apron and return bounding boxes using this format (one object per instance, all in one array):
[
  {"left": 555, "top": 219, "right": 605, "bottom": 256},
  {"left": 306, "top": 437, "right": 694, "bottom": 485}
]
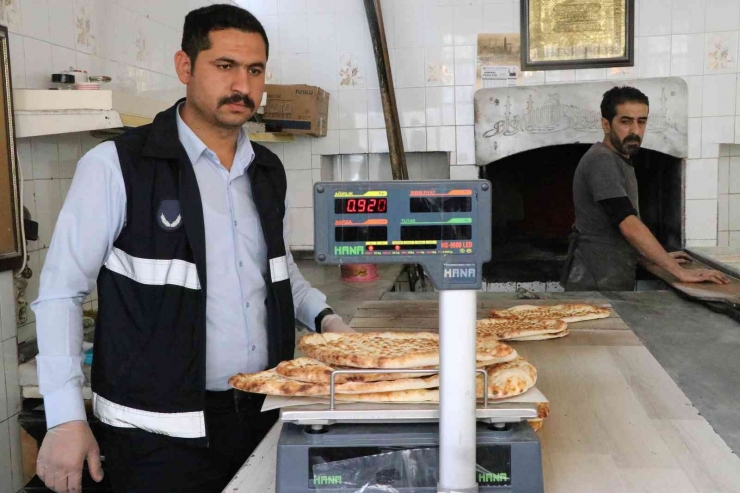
[{"left": 561, "top": 229, "right": 637, "bottom": 292}]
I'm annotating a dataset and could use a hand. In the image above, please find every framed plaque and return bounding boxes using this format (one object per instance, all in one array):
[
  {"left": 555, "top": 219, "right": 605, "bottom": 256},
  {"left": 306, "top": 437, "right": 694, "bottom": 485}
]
[
  {"left": 521, "top": 0, "right": 635, "bottom": 71},
  {"left": 0, "top": 25, "right": 23, "bottom": 272}
]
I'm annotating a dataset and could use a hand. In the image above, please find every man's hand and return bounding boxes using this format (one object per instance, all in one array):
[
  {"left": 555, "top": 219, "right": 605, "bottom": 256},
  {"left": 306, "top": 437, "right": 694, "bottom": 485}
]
[
  {"left": 321, "top": 314, "right": 356, "bottom": 333},
  {"left": 676, "top": 268, "right": 730, "bottom": 285},
  {"left": 668, "top": 251, "right": 693, "bottom": 264},
  {"left": 37, "top": 420, "right": 104, "bottom": 493}
]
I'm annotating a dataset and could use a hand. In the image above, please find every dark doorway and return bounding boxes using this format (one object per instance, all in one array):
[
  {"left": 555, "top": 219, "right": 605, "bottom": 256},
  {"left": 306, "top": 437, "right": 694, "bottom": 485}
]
[{"left": 481, "top": 143, "right": 683, "bottom": 283}]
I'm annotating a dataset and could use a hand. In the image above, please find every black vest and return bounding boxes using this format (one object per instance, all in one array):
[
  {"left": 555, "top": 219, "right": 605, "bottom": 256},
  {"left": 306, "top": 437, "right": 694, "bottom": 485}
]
[{"left": 91, "top": 100, "right": 295, "bottom": 444}]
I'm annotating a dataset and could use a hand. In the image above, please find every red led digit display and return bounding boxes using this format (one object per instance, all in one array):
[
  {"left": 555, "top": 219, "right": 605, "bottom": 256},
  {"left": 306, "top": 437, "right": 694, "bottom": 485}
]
[{"left": 335, "top": 198, "right": 388, "bottom": 214}]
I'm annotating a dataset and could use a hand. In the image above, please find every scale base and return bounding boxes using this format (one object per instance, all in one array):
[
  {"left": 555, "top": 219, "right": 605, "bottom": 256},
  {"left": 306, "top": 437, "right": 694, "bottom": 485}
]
[{"left": 275, "top": 422, "right": 544, "bottom": 493}]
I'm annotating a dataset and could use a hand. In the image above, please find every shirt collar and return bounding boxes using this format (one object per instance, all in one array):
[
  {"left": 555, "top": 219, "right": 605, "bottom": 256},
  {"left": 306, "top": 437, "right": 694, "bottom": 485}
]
[{"left": 175, "top": 102, "right": 256, "bottom": 175}]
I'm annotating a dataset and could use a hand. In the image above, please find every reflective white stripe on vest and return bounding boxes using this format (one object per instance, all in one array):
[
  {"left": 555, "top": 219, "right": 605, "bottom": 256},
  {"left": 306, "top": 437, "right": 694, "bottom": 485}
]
[
  {"left": 104, "top": 247, "right": 201, "bottom": 290},
  {"left": 93, "top": 393, "right": 206, "bottom": 439},
  {"left": 270, "top": 255, "right": 289, "bottom": 283}
]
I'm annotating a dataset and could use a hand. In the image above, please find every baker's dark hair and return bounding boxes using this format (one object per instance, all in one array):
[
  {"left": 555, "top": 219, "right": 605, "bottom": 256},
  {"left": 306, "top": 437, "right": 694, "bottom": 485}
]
[
  {"left": 182, "top": 4, "right": 269, "bottom": 67},
  {"left": 601, "top": 86, "right": 649, "bottom": 122}
]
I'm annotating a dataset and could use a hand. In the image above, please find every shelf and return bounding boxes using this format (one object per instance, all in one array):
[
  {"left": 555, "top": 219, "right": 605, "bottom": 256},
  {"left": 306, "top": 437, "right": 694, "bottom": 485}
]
[{"left": 12, "top": 89, "right": 294, "bottom": 142}]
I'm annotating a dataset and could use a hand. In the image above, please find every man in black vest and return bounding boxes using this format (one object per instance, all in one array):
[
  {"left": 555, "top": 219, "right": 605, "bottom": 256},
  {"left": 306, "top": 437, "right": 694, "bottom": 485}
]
[{"left": 32, "top": 5, "right": 353, "bottom": 493}]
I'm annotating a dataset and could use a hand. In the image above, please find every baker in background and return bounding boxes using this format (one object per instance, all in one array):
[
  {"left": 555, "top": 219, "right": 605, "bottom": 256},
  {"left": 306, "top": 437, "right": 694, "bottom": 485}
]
[
  {"left": 31, "top": 5, "right": 353, "bottom": 493},
  {"left": 562, "top": 86, "right": 729, "bottom": 291}
]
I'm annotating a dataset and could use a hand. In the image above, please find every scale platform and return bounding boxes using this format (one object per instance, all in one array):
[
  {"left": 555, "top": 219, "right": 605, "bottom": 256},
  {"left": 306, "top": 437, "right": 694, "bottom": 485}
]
[
  {"left": 276, "top": 421, "right": 544, "bottom": 493},
  {"left": 279, "top": 401, "right": 540, "bottom": 426}
]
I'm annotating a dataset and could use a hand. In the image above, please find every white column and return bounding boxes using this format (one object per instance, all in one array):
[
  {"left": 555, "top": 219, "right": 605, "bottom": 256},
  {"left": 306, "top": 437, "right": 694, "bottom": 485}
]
[{"left": 438, "top": 289, "right": 478, "bottom": 491}]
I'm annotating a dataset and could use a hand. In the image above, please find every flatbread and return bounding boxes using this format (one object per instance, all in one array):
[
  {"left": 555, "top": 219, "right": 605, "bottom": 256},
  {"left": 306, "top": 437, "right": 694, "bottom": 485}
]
[
  {"left": 476, "top": 356, "right": 537, "bottom": 399},
  {"left": 336, "top": 389, "right": 440, "bottom": 403},
  {"left": 228, "top": 369, "right": 440, "bottom": 396},
  {"left": 276, "top": 358, "right": 437, "bottom": 384},
  {"left": 506, "top": 329, "right": 569, "bottom": 341},
  {"left": 489, "top": 304, "right": 610, "bottom": 323},
  {"left": 298, "top": 332, "right": 516, "bottom": 369},
  {"left": 528, "top": 402, "right": 550, "bottom": 432},
  {"left": 476, "top": 318, "right": 567, "bottom": 340}
]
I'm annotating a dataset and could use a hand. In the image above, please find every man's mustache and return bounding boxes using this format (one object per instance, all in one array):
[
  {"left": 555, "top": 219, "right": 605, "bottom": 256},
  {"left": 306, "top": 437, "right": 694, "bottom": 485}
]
[
  {"left": 218, "top": 93, "right": 255, "bottom": 110},
  {"left": 623, "top": 135, "right": 641, "bottom": 144}
]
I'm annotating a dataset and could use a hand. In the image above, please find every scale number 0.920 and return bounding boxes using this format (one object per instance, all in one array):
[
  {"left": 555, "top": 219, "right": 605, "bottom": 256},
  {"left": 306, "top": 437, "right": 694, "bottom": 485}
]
[{"left": 345, "top": 198, "right": 388, "bottom": 213}]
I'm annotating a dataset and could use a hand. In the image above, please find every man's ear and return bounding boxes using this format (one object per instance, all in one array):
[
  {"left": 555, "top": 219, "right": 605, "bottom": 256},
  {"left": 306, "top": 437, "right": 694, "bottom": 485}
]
[
  {"left": 174, "top": 51, "right": 193, "bottom": 84},
  {"left": 601, "top": 117, "right": 611, "bottom": 135}
]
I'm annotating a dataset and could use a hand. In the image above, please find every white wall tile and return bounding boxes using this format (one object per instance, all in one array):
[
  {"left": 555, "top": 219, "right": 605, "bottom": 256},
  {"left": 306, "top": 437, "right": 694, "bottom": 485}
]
[
  {"left": 308, "top": 13, "right": 335, "bottom": 55},
  {"left": 34, "top": 179, "right": 62, "bottom": 249},
  {"left": 392, "top": 48, "right": 425, "bottom": 88},
  {"left": 545, "top": 70, "right": 576, "bottom": 84},
  {"left": 289, "top": 208, "right": 314, "bottom": 247},
  {"left": 335, "top": 14, "right": 366, "bottom": 56},
  {"left": 31, "top": 136, "right": 59, "bottom": 180},
  {"left": 251, "top": 0, "right": 279, "bottom": 16},
  {"left": 278, "top": 0, "right": 305, "bottom": 14},
  {"left": 425, "top": 87, "right": 456, "bottom": 127},
  {"left": 702, "top": 116, "right": 735, "bottom": 144},
  {"left": 395, "top": 0, "right": 425, "bottom": 48},
  {"left": 671, "top": 34, "right": 706, "bottom": 76},
  {"left": 705, "top": 32, "right": 738, "bottom": 74},
  {"left": 422, "top": 152, "right": 450, "bottom": 179},
  {"left": 424, "top": 46, "right": 455, "bottom": 86},
  {"left": 689, "top": 119, "right": 702, "bottom": 159},
  {"left": 49, "top": 0, "right": 76, "bottom": 49},
  {"left": 719, "top": 193, "right": 729, "bottom": 230},
  {"left": 427, "top": 126, "right": 456, "bottom": 152},
  {"left": 279, "top": 13, "right": 309, "bottom": 54},
  {"left": 3, "top": 338, "right": 20, "bottom": 417},
  {"left": 730, "top": 231, "right": 740, "bottom": 246},
  {"left": 456, "top": 125, "right": 475, "bottom": 164},
  {"left": 639, "top": 36, "right": 671, "bottom": 78},
  {"left": 396, "top": 88, "right": 426, "bottom": 127},
  {"left": 367, "top": 91, "right": 386, "bottom": 129},
  {"left": 60, "top": 178, "right": 73, "bottom": 204},
  {"left": 455, "top": 85, "right": 474, "bottom": 126},
  {"left": 702, "top": 74, "right": 737, "bottom": 117},
  {"left": 673, "top": 0, "right": 706, "bottom": 34},
  {"left": 337, "top": 90, "right": 368, "bottom": 129},
  {"left": 685, "top": 159, "right": 719, "bottom": 199},
  {"left": 23, "top": 37, "right": 52, "bottom": 89},
  {"left": 450, "top": 165, "right": 479, "bottom": 180},
  {"left": 685, "top": 239, "right": 717, "bottom": 247},
  {"left": 0, "top": 419, "right": 11, "bottom": 493},
  {"left": 21, "top": 0, "right": 51, "bottom": 41},
  {"left": 736, "top": 116, "right": 740, "bottom": 144},
  {"left": 684, "top": 76, "right": 703, "bottom": 118},
  {"left": 339, "top": 129, "right": 369, "bottom": 154},
  {"left": 482, "top": 2, "right": 516, "bottom": 33},
  {"left": 685, "top": 199, "right": 718, "bottom": 239},
  {"left": 334, "top": 0, "right": 364, "bottom": 16},
  {"left": 702, "top": 144, "right": 721, "bottom": 158},
  {"left": 454, "top": 45, "right": 476, "bottom": 86},
  {"left": 51, "top": 44, "right": 77, "bottom": 77},
  {"left": 369, "top": 129, "right": 390, "bottom": 153},
  {"left": 57, "top": 133, "right": 82, "bottom": 179},
  {"left": 401, "top": 128, "right": 427, "bottom": 152},
  {"left": 8, "top": 413, "right": 21, "bottom": 492},
  {"left": 306, "top": 0, "right": 334, "bottom": 14},
  {"left": 730, "top": 194, "right": 740, "bottom": 229},
  {"left": 0, "top": 272, "right": 16, "bottom": 343},
  {"left": 729, "top": 156, "right": 740, "bottom": 193},
  {"left": 424, "top": 4, "right": 455, "bottom": 46},
  {"left": 718, "top": 230, "right": 730, "bottom": 246},
  {"left": 719, "top": 157, "right": 730, "bottom": 194},
  {"left": 522, "top": 71, "right": 546, "bottom": 86},
  {"left": 575, "top": 68, "right": 606, "bottom": 81},
  {"left": 7, "top": 34, "right": 26, "bottom": 89},
  {"left": 312, "top": 129, "right": 340, "bottom": 155},
  {"left": 279, "top": 52, "right": 312, "bottom": 85},
  {"left": 721, "top": 144, "right": 731, "bottom": 157},
  {"left": 340, "top": 154, "right": 369, "bottom": 181},
  {"left": 283, "top": 137, "right": 313, "bottom": 170},
  {"left": 705, "top": 0, "right": 739, "bottom": 32},
  {"left": 735, "top": 76, "right": 740, "bottom": 116},
  {"left": 286, "top": 170, "right": 313, "bottom": 207},
  {"left": 639, "top": 0, "right": 672, "bottom": 36},
  {"left": 369, "top": 153, "right": 393, "bottom": 181},
  {"left": 453, "top": 4, "right": 482, "bottom": 46}
]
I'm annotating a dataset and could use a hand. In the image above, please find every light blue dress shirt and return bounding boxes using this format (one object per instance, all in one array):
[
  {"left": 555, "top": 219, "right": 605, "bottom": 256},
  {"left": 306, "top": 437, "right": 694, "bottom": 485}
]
[{"left": 31, "top": 105, "right": 329, "bottom": 428}]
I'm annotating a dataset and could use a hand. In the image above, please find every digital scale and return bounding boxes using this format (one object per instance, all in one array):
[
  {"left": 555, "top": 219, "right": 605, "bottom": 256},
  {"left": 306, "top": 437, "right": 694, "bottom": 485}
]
[{"left": 275, "top": 181, "right": 544, "bottom": 493}]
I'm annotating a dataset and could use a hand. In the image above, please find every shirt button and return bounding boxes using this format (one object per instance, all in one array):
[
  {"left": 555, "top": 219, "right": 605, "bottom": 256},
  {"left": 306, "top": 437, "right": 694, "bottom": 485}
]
[
  {"left": 251, "top": 345, "right": 256, "bottom": 351},
  {"left": 239, "top": 261, "right": 243, "bottom": 267},
  {"left": 246, "top": 302, "right": 250, "bottom": 308},
  {"left": 234, "top": 220, "right": 237, "bottom": 227}
]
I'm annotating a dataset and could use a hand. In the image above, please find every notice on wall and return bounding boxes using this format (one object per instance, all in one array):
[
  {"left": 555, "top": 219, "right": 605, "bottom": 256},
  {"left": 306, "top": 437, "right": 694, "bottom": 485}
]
[{"left": 477, "top": 33, "right": 521, "bottom": 89}]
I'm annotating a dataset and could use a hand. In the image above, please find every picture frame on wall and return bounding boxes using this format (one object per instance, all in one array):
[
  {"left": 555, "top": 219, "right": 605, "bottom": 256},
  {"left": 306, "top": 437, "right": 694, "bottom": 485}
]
[
  {"left": 521, "top": 0, "right": 635, "bottom": 71},
  {"left": 0, "top": 24, "right": 23, "bottom": 272}
]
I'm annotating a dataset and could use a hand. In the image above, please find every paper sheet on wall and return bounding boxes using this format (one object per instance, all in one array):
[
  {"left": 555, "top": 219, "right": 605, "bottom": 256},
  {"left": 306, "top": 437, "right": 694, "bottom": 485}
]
[{"left": 477, "top": 33, "right": 522, "bottom": 89}]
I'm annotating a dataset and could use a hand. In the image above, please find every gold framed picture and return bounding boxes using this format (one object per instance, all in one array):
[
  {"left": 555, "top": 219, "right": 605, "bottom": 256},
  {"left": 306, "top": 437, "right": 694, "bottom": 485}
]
[
  {"left": 521, "top": 0, "right": 635, "bottom": 71},
  {"left": 0, "top": 25, "right": 23, "bottom": 272}
]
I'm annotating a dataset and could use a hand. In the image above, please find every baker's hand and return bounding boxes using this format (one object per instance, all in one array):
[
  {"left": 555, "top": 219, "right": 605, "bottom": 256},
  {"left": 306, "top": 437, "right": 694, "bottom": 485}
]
[
  {"left": 669, "top": 251, "right": 693, "bottom": 264},
  {"left": 321, "top": 314, "right": 356, "bottom": 333},
  {"left": 676, "top": 268, "right": 730, "bottom": 285},
  {"left": 37, "top": 420, "right": 104, "bottom": 493}
]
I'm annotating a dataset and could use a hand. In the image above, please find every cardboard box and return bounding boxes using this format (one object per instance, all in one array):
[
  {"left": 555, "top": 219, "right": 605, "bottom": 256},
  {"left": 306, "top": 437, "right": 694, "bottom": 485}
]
[{"left": 262, "top": 84, "right": 329, "bottom": 137}]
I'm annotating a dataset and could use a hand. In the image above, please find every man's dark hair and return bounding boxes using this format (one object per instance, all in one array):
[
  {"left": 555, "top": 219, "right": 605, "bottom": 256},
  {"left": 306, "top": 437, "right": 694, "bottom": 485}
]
[
  {"left": 182, "top": 4, "right": 269, "bottom": 67},
  {"left": 600, "top": 86, "right": 649, "bottom": 122}
]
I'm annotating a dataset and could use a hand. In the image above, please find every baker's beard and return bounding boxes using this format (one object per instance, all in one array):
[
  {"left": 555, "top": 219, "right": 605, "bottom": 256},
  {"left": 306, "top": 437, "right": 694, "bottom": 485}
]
[{"left": 609, "top": 130, "right": 642, "bottom": 157}]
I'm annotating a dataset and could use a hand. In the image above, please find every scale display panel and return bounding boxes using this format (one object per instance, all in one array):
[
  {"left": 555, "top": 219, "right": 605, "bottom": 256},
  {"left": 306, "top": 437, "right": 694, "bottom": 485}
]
[{"left": 314, "top": 180, "right": 492, "bottom": 290}]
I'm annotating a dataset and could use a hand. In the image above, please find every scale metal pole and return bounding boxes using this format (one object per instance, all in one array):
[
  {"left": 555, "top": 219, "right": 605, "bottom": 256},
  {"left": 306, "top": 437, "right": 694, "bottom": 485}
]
[{"left": 438, "top": 289, "right": 478, "bottom": 493}]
